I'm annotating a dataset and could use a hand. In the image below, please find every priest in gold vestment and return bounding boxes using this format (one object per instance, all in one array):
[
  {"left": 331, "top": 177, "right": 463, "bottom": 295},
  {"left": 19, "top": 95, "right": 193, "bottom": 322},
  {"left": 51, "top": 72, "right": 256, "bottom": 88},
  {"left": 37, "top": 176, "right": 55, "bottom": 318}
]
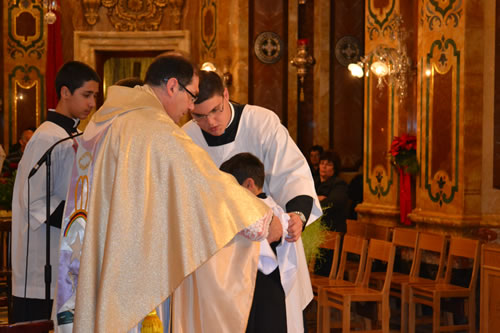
[{"left": 55, "top": 55, "right": 276, "bottom": 332}]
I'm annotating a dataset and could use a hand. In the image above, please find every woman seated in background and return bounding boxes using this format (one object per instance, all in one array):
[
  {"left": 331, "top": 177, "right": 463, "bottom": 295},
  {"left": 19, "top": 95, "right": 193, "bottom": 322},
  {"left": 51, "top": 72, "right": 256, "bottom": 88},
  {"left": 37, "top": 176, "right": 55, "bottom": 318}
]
[
  {"left": 316, "top": 150, "right": 349, "bottom": 233},
  {"left": 314, "top": 150, "right": 349, "bottom": 276}
]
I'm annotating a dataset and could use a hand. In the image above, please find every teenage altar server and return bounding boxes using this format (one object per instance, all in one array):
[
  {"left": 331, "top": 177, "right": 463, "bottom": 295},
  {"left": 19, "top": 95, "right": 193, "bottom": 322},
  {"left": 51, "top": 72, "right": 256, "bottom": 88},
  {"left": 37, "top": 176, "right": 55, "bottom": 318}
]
[
  {"left": 183, "top": 70, "right": 319, "bottom": 333},
  {"left": 11, "top": 61, "right": 100, "bottom": 323}
]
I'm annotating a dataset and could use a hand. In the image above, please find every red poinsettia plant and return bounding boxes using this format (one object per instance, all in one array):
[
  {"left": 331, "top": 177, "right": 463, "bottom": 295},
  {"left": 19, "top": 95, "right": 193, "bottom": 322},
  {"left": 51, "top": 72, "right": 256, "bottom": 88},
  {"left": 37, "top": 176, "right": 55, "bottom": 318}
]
[{"left": 389, "top": 133, "right": 419, "bottom": 175}]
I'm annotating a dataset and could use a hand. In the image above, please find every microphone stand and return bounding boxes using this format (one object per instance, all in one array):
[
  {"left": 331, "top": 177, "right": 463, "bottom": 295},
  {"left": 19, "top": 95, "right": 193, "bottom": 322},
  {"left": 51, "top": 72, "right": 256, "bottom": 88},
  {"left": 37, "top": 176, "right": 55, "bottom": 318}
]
[{"left": 28, "top": 132, "right": 82, "bottom": 312}]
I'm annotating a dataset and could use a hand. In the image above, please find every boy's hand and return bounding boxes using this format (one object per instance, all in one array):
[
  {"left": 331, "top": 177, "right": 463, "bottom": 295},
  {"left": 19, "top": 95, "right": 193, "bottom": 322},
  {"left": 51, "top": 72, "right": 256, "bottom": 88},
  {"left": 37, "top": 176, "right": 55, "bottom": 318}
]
[
  {"left": 267, "top": 215, "right": 283, "bottom": 243},
  {"left": 286, "top": 213, "right": 303, "bottom": 242}
]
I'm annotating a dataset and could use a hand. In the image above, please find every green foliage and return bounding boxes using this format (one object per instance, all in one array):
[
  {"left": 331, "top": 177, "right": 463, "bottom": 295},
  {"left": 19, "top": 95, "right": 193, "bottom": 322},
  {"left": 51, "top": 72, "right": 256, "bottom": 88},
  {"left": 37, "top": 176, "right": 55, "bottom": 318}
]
[
  {"left": 301, "top": 215, "right": 328, "bottom": 265},
  {"left": 0, "top": 172, "right": 15, "bottom": 210},
  {"left": 394, "top": 149, "right": 419, "bottom": 175}
]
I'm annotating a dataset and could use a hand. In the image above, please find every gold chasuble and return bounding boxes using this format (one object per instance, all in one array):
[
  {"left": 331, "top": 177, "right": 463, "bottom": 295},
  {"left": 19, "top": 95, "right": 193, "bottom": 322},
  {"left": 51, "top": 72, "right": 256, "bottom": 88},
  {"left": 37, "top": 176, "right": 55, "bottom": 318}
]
[{"left": 69, "top": 86, "right": 270, "bottom": 332}]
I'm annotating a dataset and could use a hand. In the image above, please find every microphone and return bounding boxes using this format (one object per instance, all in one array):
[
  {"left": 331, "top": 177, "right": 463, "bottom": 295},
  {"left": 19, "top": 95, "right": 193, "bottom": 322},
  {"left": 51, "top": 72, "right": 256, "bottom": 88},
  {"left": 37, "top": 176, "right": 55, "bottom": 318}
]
[{"left": 28, "top": 132, "right": 83, "bottom": 179}]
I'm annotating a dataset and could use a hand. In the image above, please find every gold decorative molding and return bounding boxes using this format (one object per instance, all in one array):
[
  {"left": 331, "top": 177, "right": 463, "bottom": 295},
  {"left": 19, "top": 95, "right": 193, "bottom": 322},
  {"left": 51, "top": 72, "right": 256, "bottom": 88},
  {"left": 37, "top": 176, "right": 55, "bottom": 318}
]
[
  {"left": 356, "top": 202, "right": 400, "bottom": 227},
  {"left": 408, "top": 209, "right": 481, "bottom": 228},
  {"left": 96, "top": 0, "right": 185, "bottom": 31},
  {"left": 81, "top": 0, "right": 101, "bottom": 25},
  {"left": 74, "top": 30, "right": 190, "bottom": 65}
]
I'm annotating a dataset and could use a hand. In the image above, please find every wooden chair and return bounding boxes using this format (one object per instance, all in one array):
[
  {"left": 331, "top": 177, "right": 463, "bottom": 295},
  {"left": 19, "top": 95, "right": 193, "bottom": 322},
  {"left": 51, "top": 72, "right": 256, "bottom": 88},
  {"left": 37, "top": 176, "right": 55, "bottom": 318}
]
[
  {"left": 408, "top": 236, "right": 480, "bottom": 333},
  {"left": 346, "top": 219, "right": 368, "bottom": 238},
  {"left": 0, "top": 320, "right": 53, "bottom": 333},
  {"left": 0, "top": 219, "right": 12, "bottom": 323},
  {"left": 370, "top": 228, "right": 418, "bottom": 333},
  {"left": 316, "top": 234, "right": 368, "bottom": 333},
  {"left": 318, "top": 239, "right": 396, "bottom": 333},
  {"left": 366, "top": 223, "right": 392, "bottom": 241},
  {"left": 309, "top": 231, "right": 341, "bottom": 300}
]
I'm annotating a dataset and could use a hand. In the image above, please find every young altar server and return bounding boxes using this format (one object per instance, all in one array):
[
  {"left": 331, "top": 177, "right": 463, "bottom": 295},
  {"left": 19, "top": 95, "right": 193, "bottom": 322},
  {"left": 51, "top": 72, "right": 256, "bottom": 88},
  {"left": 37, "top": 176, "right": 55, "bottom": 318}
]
[{"left": 220, "top": 152, "right": 312, "bottom": 333}]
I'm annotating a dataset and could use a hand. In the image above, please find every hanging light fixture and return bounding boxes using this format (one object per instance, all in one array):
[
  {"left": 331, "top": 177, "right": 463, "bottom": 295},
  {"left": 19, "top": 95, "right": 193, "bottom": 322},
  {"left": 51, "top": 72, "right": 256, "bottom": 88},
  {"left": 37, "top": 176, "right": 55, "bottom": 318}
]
[
  {"left": 43, "top": 0, "right": 57, "bottom": 24},
  {"left": 290, "top": 38, "right": 316, "bottom": 101},
  {"left": 348, "top": 15, "right": 412, "bottom": 103}
]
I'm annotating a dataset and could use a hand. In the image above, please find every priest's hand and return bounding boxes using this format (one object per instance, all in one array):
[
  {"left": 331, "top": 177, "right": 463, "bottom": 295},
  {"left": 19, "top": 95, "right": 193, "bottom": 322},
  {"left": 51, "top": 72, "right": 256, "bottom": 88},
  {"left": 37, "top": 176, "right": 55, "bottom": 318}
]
[
  {"left": 286, "top": 213, "right": 303, "bottom": 242},
  {"left": 267, "top": 215, "right": 283, "bottom": 243}
]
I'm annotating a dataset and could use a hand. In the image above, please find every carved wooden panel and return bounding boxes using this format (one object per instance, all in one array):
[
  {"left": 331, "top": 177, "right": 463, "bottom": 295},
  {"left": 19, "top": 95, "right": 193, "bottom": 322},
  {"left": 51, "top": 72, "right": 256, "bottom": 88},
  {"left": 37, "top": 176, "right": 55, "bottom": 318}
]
[
  {"left": 331, "top": 0, "right": 364, "bottom": 170},
  {"left": 494, "top": 2, "right": 500, "bottom": 189},
  {"left": 481, "top": 244, "right": 500, "bottom": 332}
]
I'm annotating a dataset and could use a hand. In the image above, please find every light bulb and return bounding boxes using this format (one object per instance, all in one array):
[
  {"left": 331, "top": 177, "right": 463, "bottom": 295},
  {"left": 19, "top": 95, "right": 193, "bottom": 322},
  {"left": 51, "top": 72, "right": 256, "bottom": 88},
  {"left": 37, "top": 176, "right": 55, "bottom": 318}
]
[
  {"left": 348, "top": 62, "right": 364, "bottom": 78},
  {"left": 201, "top": 62, "right": 217, "bottom": 72},
  {"left": 370, "top": 61, "right": 389, "bottom": 77}
]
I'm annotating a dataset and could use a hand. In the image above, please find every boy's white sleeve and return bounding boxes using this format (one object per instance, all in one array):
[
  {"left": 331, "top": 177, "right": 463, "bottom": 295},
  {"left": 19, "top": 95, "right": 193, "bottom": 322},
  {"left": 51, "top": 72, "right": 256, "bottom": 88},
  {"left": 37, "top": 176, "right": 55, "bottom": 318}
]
[{"left": 258, "top": 241, "right": 278, "bottom": 274}]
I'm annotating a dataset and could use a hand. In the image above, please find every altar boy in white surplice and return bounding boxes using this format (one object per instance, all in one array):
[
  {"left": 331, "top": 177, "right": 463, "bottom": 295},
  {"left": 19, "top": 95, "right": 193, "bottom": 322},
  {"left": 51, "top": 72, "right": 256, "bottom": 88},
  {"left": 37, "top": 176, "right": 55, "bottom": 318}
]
[{"left": 220, "top": 152, "right": 311, "bottom": 333}]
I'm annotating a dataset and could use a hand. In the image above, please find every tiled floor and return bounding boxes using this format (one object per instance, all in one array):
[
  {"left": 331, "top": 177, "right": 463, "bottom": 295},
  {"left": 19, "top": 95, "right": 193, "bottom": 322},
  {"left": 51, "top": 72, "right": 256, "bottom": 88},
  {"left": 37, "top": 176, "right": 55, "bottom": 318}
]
[{"left": 304, "top": 301, "right": 447, "bottom": 333}]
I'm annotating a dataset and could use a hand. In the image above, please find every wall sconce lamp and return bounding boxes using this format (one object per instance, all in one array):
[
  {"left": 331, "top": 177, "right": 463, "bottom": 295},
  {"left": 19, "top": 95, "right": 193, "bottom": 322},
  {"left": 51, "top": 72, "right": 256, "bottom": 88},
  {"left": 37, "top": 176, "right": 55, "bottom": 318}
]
[
  {"left": 43, "top": 0, "right": 57, "bottom": 24},
  {"left": 348, "top": 15, "right": 411, "bottom": 103},
  {"left": 200, "top": 62, "right": 233, "bottom": 88},
  {"left": 290, "top": 38, "right": 315, "bottom": 101}
]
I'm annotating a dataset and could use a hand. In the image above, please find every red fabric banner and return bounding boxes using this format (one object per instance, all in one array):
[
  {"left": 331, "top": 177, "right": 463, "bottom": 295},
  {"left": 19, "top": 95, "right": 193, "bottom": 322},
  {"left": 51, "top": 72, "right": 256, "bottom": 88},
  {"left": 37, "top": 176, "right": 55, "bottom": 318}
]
[
  {"left": 399, "top": 168, "right": 412, "bottom": 225},
  {"left": 45, "top": 0, "right": 63, "bottom": 111}
]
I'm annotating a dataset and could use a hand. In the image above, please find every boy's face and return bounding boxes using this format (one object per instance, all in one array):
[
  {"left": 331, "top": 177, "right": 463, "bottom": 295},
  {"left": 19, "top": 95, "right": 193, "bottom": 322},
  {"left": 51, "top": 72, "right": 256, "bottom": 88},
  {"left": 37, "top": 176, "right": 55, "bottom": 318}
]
[
  {"left": 191, "top": 89, "right": 231, "bottom": 136},
  {"left": 64, "top": 80, "right": 99, "bottom": 120}
]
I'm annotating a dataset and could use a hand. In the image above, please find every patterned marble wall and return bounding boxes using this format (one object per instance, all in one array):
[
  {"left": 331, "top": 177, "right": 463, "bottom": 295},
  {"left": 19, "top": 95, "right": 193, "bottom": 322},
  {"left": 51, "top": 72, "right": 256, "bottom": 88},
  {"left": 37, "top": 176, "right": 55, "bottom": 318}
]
[
  {"left": 410, "top": 0, "right": 483, "bottom": 235},
  {"left": 356, "top": 0, "right": 409, "bottom": 226},
  {"left": 357, "top": 0, "right": 495, "bottom": 239},
  {"left": 2, "top": 0, "right": 46, "bottom": 150}
]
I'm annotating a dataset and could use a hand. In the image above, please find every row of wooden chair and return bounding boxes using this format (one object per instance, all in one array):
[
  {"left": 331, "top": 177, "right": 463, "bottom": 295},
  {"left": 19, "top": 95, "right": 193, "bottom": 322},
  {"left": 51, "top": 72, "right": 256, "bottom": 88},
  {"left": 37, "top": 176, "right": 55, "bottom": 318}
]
[
  {"left": 310, "top": 222, "right": 481, "bottom": 333},
  {"left": 312, "top": 234, "right": 395, "bottom": 332}
]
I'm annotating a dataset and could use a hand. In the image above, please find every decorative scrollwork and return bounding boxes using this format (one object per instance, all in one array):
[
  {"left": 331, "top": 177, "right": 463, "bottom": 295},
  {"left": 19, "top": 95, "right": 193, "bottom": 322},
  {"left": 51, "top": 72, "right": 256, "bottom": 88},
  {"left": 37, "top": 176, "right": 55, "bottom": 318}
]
[
  {"left": 99, "top": 0, "right": 185, "bottom": 31},
  {"left": 7, "top": 39, "right": 25, "bottom": 59},
  {"left": 28, "top": 40, "right": 45, "bottom": 60},
  {"left": 424, "top": 0, "right": 462, "bottom": 31},
  {"left": 8, "top": 0, "right": 44, "bottom": 55}
]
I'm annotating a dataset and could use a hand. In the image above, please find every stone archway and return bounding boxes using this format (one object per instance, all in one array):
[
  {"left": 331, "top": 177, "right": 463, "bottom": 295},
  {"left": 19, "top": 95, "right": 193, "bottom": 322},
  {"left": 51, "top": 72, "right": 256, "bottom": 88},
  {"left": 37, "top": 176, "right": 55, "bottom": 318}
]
[
  {"left": 73, "top": 31, "right": 190, "bottom": 128},
  {"left": 73, "top": 30, "right": 191, "bottom": 66}
]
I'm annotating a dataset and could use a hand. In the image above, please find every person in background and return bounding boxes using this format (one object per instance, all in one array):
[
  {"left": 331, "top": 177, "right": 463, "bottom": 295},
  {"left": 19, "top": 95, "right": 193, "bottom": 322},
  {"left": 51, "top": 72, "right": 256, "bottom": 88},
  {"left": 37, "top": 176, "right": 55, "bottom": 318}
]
[
  {"left": 315, "top": 150, "right": 349, "bottom": 232},
  {"left": 308, "top": 145, "right": 323, "bottom": 186},
  {"left": 314, "top": 151, "right": 349, "bottom": 276},
  {"left": 113, "top": 77, "right": 144, "bottom": 88},
  {"left": 2, "top": 128, "right": 34, "bottom": 177}
]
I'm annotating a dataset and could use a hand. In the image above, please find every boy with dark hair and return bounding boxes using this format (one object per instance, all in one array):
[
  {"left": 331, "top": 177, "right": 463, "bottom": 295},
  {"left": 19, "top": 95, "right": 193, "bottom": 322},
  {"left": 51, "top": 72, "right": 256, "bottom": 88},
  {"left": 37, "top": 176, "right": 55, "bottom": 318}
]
[
  {"left": 221, "top": 152, "right": 307, "bottom": 333},
  {"left": 11, "top": 61, "right": 100, "bottom": 323}
]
